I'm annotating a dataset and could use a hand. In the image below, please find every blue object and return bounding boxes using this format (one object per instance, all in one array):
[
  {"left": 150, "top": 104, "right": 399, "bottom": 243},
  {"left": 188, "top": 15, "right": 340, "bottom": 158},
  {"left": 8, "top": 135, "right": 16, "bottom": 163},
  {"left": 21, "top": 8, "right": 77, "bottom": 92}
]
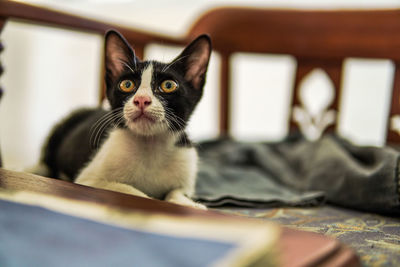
[{"left": 0, "top": 199, "right": 236, "bottom": 267}]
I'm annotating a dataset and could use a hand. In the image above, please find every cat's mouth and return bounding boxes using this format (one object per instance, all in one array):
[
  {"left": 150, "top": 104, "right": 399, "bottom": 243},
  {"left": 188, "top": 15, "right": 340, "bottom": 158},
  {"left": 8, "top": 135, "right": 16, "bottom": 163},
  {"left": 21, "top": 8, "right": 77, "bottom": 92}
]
[
  {"left": 123, "top": 106, "right": 167, "bottom": 136},
  {"left": 132, "top": 112, "right": 157, "bottom": 123}
]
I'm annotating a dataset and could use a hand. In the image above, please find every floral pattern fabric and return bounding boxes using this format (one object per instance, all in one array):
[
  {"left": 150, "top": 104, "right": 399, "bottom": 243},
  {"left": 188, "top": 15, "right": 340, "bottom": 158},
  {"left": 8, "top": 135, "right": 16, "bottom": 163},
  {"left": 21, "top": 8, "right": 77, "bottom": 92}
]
[{"left": 218, "top": 206, "right": 400, "bottom": 266}]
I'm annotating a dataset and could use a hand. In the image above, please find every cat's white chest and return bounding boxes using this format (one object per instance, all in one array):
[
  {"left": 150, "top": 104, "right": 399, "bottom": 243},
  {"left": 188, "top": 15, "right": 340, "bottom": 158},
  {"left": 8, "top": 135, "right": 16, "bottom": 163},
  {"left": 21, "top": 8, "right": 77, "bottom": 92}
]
[{"left": 75, "top": 129, "right": 197, "bottom": 199}]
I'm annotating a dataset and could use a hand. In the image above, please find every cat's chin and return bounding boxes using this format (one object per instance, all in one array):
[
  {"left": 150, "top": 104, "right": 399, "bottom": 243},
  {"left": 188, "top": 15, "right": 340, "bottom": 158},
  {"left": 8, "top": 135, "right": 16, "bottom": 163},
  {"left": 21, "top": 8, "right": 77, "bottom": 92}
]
[
  {"left": 132, "top": 114, "right": 156, "bottom": 123},
  {"left": 125, "top": 119, "right": 168, "bottom": 137}
]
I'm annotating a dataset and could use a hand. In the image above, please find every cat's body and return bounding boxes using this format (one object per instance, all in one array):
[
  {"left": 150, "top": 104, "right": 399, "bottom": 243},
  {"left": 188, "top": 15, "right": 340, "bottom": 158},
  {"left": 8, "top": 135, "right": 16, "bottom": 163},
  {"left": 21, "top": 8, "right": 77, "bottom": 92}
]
[
  {"left": 34, "top": 31, "right": 211, "bottom": 209},
  {"left": 75, "top": 126, "right": 198, "bottom": 200}
]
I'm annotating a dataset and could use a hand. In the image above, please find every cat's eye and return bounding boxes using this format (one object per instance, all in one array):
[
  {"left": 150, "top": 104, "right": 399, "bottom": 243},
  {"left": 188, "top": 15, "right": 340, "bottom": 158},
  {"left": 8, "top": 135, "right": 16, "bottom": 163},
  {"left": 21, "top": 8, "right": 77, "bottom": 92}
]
[
  {"left": 119, "top": 80, "right": 136, "bottom": 93},
  {"left": 160, "top": 80, "right": 178, "bottom": 93}
]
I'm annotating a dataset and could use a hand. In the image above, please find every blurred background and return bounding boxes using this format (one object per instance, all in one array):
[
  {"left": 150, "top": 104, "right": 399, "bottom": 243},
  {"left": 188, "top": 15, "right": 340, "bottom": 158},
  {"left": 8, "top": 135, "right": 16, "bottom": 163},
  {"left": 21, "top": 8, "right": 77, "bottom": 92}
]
[{"left": 1, "top": 0, "right": 400, "bottom": 170}]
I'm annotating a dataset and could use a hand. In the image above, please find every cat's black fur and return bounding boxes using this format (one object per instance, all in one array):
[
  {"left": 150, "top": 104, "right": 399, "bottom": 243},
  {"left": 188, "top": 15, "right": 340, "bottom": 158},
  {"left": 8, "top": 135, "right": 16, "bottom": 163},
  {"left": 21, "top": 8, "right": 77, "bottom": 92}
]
[
  {"left": 43, "top": 108, "right": 108, "bottom": 179},
  {"left": 40, "top": 30, "right": 211, "bottom": 181}
]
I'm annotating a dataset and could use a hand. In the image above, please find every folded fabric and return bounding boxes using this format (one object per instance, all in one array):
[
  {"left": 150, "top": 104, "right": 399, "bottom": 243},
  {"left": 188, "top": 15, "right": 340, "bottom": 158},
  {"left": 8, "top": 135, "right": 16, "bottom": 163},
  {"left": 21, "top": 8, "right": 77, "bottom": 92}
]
[{"left": 194, "top": 134, "right": 400, "bottom": 216}]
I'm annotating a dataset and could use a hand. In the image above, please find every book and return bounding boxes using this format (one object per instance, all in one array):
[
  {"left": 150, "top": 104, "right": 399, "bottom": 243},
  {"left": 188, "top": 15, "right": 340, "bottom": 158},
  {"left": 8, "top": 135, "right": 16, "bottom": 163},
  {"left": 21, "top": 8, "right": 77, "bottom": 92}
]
[{"left": 0, "top": 189, "right": 279, "bottom": 267}]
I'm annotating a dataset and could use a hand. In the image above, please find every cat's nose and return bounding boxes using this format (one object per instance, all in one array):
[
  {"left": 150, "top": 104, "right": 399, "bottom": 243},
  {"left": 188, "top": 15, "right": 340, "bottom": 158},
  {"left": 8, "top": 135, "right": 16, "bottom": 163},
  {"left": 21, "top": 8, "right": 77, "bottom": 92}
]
[{"left": 133, "top": 95, "right": 152, "bottom": 109}]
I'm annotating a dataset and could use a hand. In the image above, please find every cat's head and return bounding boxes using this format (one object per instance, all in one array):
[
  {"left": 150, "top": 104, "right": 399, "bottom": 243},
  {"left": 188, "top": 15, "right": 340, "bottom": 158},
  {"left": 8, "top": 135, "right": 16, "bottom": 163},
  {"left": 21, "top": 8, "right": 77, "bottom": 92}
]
[{"left": 104, "top": 30, "right": 211, "bottom": 137}]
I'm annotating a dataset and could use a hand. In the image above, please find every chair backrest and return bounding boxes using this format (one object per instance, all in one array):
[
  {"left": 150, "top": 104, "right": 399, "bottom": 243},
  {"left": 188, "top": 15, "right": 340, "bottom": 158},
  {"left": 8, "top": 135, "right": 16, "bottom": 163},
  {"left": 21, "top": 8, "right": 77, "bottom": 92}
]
[
  {"left": 1, "top": 3, "right": 400, "bottom": 169},
  {"left": 186, "top": 7, "right": 400, "bottom": 144}
]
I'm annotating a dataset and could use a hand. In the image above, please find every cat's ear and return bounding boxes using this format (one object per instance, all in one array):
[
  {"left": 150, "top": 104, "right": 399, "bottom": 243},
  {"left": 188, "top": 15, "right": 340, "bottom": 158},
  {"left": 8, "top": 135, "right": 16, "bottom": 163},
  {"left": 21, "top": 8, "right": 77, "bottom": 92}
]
[
  {"left": 105, "top": 30, "right": 138, "bottom": 82},
  {"left": 173, "top": 35, "right": 211, "bottom": 90}
]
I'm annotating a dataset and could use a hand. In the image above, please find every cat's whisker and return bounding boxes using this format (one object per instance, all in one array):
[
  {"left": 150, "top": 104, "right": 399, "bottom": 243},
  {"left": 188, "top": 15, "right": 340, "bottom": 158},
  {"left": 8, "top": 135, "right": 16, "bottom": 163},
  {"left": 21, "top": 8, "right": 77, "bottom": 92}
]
[
  {"left": 167, "top": 123, "right": 184, "bottom": 142},
  {"left": 107, "top": 110, "right": 124, "bottom": 128},
  {"left": 90, "top": 109, "right": 123, "bottom": 149},
  {"left": 164, "top": 108, "right": 186, "bottom": 129},
  {"left": 89, "top": 108, "right": 122, "bottom": 134},
  {"left": 113, "top": 116, "right": 125, "bottom": 130},
  {"left": 92, "top": 116, "right": 119, "bottom": 149},
  {"left": 164, "top": 113, "right": 185, "bottom": 132},
  {"left": 165, "top": 116, "right": 183, "bottom": 131},
  {"left": 95, "top": 112, "right": 124, "bottom": 148},
  {"left": 89, "top": 111, "right": 120, "bottom": 148},
  {"left": 170, "top": 114, "right": 186, "bottom": 127},
  {"left": 90, "top": 109, "right": 122, "bottom": 137}
]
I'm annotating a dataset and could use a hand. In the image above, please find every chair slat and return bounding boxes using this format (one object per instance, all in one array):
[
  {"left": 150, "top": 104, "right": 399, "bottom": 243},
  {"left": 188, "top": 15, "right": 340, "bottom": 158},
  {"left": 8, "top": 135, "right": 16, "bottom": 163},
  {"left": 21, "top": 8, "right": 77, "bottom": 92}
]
[
  {"left": 219, "top": 53, "right": 231, "bottom": 136},
  {"left": 386, "top": 63, "right": 400, "bottom": 144},
  {"left": 0, "top": 18, "right": 5, "bottom": 167}
]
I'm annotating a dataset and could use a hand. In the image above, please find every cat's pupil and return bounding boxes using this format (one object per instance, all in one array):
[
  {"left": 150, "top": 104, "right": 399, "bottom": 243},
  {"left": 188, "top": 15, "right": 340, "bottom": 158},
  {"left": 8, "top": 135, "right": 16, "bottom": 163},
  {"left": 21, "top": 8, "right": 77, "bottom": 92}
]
[
  {"left": 165, "top": 82, "right": 172, "bottom": 89},
  {"left": 125, "top": 81, "right": 132, "bottom": 87}
]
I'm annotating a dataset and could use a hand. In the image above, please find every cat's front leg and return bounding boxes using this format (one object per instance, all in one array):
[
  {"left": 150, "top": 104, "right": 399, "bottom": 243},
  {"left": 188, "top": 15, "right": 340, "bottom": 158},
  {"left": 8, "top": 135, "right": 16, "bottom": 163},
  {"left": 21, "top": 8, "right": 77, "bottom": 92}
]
[
  {"left": 76, "top": 178, "right": 149, "bottom": 198},
  {"left": 165, "top": 189, "right": 206, "bottom": 210}
]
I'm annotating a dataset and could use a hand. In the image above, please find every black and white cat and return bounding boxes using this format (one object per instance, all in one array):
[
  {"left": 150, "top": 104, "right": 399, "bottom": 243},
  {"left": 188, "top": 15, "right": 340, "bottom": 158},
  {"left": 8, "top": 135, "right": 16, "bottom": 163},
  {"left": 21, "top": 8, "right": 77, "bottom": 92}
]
[{"left": 35, "top": 30, "right": 211, "bottom": 209}]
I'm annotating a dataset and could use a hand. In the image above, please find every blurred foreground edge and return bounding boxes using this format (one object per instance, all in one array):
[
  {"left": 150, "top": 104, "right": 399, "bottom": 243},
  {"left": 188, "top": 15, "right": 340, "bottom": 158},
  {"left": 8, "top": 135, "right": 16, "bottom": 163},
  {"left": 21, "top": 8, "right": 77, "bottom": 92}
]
[{"left": 0, "top": 168, "right": 360, "bottom": 267}]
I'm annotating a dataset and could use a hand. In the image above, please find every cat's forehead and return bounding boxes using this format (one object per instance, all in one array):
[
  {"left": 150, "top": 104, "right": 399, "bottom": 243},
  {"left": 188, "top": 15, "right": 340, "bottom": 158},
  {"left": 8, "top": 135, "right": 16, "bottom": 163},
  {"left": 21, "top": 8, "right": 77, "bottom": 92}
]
[
  {"left": 135, "top": 60, "right": 178, "bottom": 76},
  {"left": 133, "top": 62, "right": 180, "bottom": 91}
]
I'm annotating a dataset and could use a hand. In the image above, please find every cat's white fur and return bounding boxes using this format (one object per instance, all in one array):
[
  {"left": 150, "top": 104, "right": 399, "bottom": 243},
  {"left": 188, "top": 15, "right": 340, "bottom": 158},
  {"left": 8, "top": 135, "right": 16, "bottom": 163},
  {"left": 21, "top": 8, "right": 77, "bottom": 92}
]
[{"left": 75, "top": 64, "right": 205, "bottom": 209}]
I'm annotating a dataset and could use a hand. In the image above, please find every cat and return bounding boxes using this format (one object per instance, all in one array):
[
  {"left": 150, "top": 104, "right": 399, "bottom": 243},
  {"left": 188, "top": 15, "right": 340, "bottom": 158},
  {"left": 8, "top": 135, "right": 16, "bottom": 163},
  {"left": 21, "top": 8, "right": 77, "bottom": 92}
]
[{"left": 34, "top": 30, "right": 211, "bottom": 209}]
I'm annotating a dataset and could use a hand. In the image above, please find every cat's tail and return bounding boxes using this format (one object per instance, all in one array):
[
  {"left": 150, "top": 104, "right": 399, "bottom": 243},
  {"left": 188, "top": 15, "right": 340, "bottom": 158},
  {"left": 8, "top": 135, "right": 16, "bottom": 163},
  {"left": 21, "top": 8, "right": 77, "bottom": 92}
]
[{"left": 34, "top": 108, "right": 96, "bottom": 180}]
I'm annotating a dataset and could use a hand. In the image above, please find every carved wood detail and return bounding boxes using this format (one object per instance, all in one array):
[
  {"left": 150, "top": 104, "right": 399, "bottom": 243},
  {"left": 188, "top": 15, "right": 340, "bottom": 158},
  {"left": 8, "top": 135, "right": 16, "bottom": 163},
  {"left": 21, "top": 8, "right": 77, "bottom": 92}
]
[
  {"left": 292, "top": 69, "right": 336, "bottom": 141},
  {"left": 290, "top": 59, "right": 343, "bottom": 137}
]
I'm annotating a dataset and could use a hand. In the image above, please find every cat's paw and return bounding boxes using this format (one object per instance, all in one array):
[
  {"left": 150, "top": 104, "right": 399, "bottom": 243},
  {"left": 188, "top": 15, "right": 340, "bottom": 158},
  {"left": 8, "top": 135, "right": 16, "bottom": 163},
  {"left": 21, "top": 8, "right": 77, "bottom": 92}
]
[
  {"left": 165, "top": 189, "right": 207, "bottom": 210},
  {"left": 164, "top": 190, "right": 207, "bottom": 210},
  {"left": 189, "top": 201, "right": 207, "bottom": 210},
  {"left": 167, "top": 198, "right": 207, "bottom": 210}
]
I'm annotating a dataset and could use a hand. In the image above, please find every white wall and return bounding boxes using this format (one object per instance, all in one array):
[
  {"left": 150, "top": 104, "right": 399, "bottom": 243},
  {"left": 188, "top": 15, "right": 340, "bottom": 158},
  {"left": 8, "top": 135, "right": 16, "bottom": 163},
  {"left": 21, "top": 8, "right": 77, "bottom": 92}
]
[
  {"left": 1, "top": 21, "right": 102, "bottom": 169},
  {"left": 1, "top": 0, "right": 399, "bottom": 170}
]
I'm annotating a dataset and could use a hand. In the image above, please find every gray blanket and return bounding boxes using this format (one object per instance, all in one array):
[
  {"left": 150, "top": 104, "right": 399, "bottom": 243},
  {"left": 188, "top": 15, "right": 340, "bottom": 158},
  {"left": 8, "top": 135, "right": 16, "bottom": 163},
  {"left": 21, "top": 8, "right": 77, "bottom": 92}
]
[{"left": 194, "top": 134, "right": 400, "bottom": 215}]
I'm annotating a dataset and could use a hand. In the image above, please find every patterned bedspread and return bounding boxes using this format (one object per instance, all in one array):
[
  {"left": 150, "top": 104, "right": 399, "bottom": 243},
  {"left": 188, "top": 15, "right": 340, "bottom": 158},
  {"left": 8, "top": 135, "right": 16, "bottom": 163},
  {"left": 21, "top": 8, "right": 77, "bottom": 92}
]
[{"left": 217, "top": 205, "right": 400, "bottom": 266}]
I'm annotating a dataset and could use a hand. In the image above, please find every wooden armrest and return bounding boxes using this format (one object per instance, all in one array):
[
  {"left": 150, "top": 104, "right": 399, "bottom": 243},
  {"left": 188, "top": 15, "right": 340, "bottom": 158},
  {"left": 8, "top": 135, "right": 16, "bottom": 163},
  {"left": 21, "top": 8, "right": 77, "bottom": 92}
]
[{"left": 0, "top": 168, "right": 213, "bottom": 217}]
